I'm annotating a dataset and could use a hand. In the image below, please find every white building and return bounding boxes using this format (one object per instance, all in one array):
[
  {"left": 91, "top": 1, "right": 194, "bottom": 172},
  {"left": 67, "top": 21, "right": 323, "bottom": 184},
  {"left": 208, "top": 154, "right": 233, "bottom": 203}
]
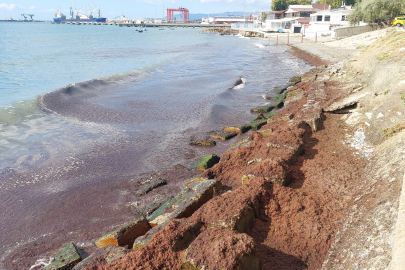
[
  {"left": 265, "top": 4, "right": 328, "bottom": 32},
  {"left": 305, "top": 5, "right": 366, "bottom": 37}
]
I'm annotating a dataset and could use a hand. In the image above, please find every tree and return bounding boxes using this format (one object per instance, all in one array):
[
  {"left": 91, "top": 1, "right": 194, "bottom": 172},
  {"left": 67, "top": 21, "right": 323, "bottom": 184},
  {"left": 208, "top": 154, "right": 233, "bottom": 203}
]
[
  {"left": 272, "top": 0, "right": 288, "bottom": 11},
  {"left": 271, "top": 0, "right": 312, "bottom": 11},
  {"left": 315, "top": 0, "right": 357, "bottom": 9},
  {"left": 348, "top": 0, "right": 405, "bottom": 25}
]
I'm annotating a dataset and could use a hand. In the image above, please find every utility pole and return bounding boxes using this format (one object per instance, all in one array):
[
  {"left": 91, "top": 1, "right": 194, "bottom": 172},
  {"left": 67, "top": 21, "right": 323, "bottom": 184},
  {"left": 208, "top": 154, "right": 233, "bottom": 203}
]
[{"left": 244, "top": 0, "right": 246, "bottom": 22}]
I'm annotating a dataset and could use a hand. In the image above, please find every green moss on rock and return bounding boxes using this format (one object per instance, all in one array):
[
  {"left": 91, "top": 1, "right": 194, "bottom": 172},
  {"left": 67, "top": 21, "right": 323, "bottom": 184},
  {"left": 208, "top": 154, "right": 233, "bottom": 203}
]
[
  {"left": 189, "top": 140, "right": 217, "bottom": 146},
  {"left": 196, "top": 154, "right": 220, "bottom": 171},
  {"left": 45, "top": 242, "right": 81, "bottom": 270}
]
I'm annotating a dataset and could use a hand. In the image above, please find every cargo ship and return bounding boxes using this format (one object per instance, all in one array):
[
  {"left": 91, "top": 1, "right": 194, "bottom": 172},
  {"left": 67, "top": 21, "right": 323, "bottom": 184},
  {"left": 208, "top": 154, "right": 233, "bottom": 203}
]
[{"left": 53, "top": 2, "right": 106, "bottom": 23}]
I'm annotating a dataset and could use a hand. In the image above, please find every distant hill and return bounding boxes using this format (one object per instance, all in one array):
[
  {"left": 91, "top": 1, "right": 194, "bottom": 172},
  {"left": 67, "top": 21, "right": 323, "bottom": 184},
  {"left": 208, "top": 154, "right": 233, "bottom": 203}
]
[
  {"left": 189, "top": 12, "right": 245, "bottom": 21},
  {"left": 162, "top": 11, "right": 247, "bottom": 22}
]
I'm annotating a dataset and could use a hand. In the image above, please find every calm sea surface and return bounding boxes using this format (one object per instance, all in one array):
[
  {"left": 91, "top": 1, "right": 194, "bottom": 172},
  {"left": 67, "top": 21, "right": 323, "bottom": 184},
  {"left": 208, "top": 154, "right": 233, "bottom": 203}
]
[{"left": 0, "top": 22, "right": 312, "bottom": 268}]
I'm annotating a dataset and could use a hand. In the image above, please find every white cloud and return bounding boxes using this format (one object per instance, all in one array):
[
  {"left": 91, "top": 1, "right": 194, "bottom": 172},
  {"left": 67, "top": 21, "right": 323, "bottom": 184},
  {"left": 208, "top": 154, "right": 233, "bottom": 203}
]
[
  {"left": 0, "top": 3, "right": 16, "bottom": 10},
  {"left": 41, "top": 8, "right": 57, "bottom": 13},
  {"left": 29, "top": 6, "right": 35, "bottom": 10}
]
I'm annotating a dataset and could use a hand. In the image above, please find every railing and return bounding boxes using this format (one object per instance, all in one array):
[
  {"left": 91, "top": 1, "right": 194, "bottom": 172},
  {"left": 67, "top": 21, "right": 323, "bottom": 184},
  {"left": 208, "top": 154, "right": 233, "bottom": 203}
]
[{"left": 231, "top": 23, "right": 261, "bottom": 29}]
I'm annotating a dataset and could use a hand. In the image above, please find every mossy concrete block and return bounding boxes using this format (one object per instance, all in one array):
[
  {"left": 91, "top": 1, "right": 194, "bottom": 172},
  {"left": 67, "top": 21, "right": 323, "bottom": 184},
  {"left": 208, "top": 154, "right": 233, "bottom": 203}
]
[
  {"left": 136, "top": 178, "right": 167, "bottom": 196},
  {"left": 184, "top": 177, "right": 208, "bottom": 186},
  {"left": 133, "top": 223, "right": 165, "bottom": 250},
  {"left": 250, "top": 99, "right": 284, "bottom": 114},
  {"left": 249, "top": 119, "right": 267, "bottom": 131},
  {"left": 45, "top": 242, "right": 81, "bottom": 270},
  {"left": 72, "top": 245, "right": 128, "bottom": 270},
  {"left": 288, "top": 76, "right": 302, "bottom": 85},
  {"left": 250, "top": 105, "right": 274, "bottom": 114},
  {"left": 224, "top": 125, "right": 251, "bottom": 134},
  {"left": 189, "top": 140, "right": 216, "bottom": 146},
  {"left": 171, "top": 180, "right": 223, "bottom": 219},
  {"left": 209, "top": 131, "right": 238, "bottom": 140},
  {"left": 134, "top": 220, "right": 203, "bottom": 251},
  {"left": 196, "top": 154, "right": 220, "bottom": 171},
  {"left": 136, "top": 180, "right": 222, "bottom": 249},
  {"left": 228, "top": 139, "right": 252, "bottom": 152},
  {"left": 284, "top": 88, "right": 304, "bottom": 106},
  {"left": 264, "top": 111, "right": 277, "bottom": 119},
  {"left": 94, "top": 218, "right": 151, "bottom": 248},
  {"left": 148, "top": 179, "right": 222, "bottom": 222},
  {"left": 251, "top": 113, "right": 265, "bottom": 122}
]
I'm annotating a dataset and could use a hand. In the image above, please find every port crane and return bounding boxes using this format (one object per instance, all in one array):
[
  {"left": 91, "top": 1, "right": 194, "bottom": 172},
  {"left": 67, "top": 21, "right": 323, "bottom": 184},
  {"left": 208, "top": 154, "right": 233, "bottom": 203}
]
[
  {"left": 89, "top": 5, "right": 99, "bottom": 17},
  {"left": 74, "top": 6, "right": 86, "bottom": 16},
  {"left": 21, "top": 13, "right": 34, "bottom": 20}
]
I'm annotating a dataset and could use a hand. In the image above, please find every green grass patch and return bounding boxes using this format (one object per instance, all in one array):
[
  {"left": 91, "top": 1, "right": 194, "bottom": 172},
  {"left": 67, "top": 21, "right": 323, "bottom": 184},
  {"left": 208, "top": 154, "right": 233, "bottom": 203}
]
[
  {"left": 383, "top": 89, "right": 391, "bottom": 95},
  {"left": 377, "top": 52, "right": 391, "bottom": 61},
  {"left": 383, "top": 123, "right": 405, "bottom": 137}
]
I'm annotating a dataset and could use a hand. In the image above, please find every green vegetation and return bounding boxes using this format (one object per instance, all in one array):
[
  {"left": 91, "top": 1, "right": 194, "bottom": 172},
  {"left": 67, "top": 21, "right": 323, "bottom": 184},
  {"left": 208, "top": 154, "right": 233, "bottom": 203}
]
[
  {"left": 289, "top": 76, "right": 302, "bottom": 85},
  {"left": 377, "top": 52, "right": 391, "bottom": 61},
  {"left": 383, "top": 89, "right": 391, "bottom": 95},
  {"left": 271, "top": 0, "right": 312, "bottom": 11},
  {"left": 383, "top": 123, "right": 405, "bottom": 137},
  {"left": 401, "top": 93, "right": 405, "bottom": 105},
  {"left": 196, "top": 154, "right": 220, "bottom": 170},
  {"left": 348, "top": 0, "right": 405, "bottom": 25},
  {"left": 315, "top": 0, "right": 356, "bottom": 9}
]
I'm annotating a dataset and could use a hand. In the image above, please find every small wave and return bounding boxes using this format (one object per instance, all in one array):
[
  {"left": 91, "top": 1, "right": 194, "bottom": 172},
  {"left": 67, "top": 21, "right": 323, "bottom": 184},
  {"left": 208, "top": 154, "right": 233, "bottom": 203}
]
[
  {"left": 235, "top": 33, "right": 250, "bottom": 39},
  {"left": 0, "top": 99, "right": 42, "bottom": 125},
  {"left": 254, "top": 43, "right": 265, "bottom": 49},
  {"left": 233, "top": 78, "right": 246, "bottom": 90}
]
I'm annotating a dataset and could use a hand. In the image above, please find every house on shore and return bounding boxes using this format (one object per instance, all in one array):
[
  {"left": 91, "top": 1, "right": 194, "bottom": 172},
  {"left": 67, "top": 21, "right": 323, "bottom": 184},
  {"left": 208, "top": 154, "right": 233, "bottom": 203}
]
[
  {"left": 265, "top": 4, "right": 328, "bottom": 33},
  {"left": 304, "top": 5, "right": 366, "bottom": 37}
]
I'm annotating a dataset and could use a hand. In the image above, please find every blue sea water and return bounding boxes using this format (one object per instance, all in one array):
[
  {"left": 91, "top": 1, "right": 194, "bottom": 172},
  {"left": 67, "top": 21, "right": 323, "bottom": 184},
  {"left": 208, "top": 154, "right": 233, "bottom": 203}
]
[{"left": 0, "top": 22, "right": 312, "bottom": 268}]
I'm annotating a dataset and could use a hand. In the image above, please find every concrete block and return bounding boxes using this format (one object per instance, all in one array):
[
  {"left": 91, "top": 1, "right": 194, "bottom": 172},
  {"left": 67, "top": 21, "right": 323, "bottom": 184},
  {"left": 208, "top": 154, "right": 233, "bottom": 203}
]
[
  {"left": 45, "top": 242, "right": 81, "bottom": 270},
  {"left": 94, "top": 218, "right": 151, "bottom": 248},
  {"left": 136, "top": 178, "right": 167, "bottom": 196},
  {"left": 195, "top": 154, "right": 220, "bottom": 171},
  {"left": 135, "top": 180, "right": 222, "bottom": 249},
  {"left": 72, "top": 245, "right": 128, "bottom": 270},
  {"left": 189, "top": 140, "right": 216, "bottom": 146},
  {"left": 249, "top": 119, "right": 267, "bottom": 131},
  {"left": 209, "top": 130, "right": 238, "bottom": 140},
  {"left": 224, "top": 125, "right": 251, "bottom": 134}
]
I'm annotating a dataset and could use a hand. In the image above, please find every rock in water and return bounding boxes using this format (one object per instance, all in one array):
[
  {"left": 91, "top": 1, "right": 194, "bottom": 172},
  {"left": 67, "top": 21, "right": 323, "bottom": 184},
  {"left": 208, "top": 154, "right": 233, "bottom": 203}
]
[
  {"left": 45, "top": 242, "right": 81, "bottom": 270},
  {"left": 233, "top": 77, "right": 246, "bottom": 89}
]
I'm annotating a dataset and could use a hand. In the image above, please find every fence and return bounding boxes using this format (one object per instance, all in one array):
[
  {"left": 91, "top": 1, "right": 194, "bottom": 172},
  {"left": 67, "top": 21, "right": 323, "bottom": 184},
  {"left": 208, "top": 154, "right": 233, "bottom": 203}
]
[{"left": 335, "top": 24, "right": 378, "bottom": 39}]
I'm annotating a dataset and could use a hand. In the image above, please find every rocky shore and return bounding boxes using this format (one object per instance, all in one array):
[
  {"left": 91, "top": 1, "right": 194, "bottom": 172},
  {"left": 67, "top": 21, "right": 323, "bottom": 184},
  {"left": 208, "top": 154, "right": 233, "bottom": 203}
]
[{"left": 29, "top": 27, "right": 405, "bottom": 270}]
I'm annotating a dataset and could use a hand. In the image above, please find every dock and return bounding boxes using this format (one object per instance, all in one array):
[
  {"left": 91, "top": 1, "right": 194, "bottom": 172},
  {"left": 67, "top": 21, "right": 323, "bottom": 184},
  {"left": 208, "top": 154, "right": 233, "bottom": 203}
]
[{"left": 117, "top": 23, "right": 231, "bottom": 28}]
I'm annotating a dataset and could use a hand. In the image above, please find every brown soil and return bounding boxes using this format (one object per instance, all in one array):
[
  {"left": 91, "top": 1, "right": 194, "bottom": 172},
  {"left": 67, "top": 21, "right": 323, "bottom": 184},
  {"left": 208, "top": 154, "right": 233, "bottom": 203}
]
[
  {"left": 85, "top": 68, "right": 367, "bottom": 270},
  {"left": 288, "top": 45, "right": 331, "bottom": 67}
]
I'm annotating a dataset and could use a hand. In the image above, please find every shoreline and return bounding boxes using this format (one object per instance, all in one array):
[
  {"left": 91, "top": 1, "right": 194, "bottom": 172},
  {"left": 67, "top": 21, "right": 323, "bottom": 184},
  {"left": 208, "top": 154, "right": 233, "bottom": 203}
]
[
  {"left": 9, "top": 28, "right": 405, "bottom": 269},
  {"left": 2, "top": 31, "right": 310, "bottom": 269},
  {"left": 41, "top": 37, "right": 360, "bottom": 268}
]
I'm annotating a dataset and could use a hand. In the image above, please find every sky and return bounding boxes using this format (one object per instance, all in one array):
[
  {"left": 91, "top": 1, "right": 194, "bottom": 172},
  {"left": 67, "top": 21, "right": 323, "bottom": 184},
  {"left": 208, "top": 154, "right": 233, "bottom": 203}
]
[{"left": 0, "top": 0, "right": 273, "bottom": 20}]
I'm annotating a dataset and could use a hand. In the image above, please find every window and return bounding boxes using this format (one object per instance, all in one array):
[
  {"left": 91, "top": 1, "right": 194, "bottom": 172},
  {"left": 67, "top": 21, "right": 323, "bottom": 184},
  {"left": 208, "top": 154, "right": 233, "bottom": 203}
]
[
  {"left": 317, "top": 15, "right": 323, "bottom": 21},
  {"left": 324, "top": 15, "right": 330, "bottom": 21},
  {"left": 342, "top": 15, "right": 346, "bottom": 21}
]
